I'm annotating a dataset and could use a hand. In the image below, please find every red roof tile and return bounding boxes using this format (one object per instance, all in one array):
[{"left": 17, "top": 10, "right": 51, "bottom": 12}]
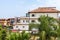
[
  {"left": 0, "top": 19, "right": 6, "bottom": 21},
  {"left": 28, "top": 7, "right": 60, "bottom": 13}
]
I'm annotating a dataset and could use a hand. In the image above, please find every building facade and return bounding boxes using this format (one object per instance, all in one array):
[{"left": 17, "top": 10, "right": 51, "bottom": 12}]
[
  {"left": 0, "top": 18, "right": 15, "bottom": 28},
  {"left": 13, "top": 7, "right": 60, "bottom": 30},
  {"left": 0, "top": 7, "right": 60, "bottom": 30}
]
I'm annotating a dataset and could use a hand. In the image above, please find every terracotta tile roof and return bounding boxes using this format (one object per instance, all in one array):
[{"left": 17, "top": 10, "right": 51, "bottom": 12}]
[
  {"left": 0, "top": 19, "right": 6, "bottom": 21},
  {"left": 28, "top": 7, "right": 60, "bottom": 13},
  {"left": 7, "top": 18, "right": 15, "bottom": 20}
]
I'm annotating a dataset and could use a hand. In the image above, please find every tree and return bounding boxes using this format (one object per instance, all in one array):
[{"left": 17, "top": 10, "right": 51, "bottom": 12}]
[
  {"left": 0, "top": 25, "right": 7, "bottom": 40},
  {"left": 7, "top": 31, "right": 31, "bottom": 40},
  {"left": 29, "top": 15, "right": 59, "bottom": 40},
  {"left": 29, "top": 23, "right": 39, "bottom": 30},
  {"left": 38, "top": 15, "right": 59, "bottom": 40}
]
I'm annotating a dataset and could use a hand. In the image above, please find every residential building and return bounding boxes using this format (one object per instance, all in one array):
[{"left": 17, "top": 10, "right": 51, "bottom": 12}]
[
  {"left": 13, "top": 7, "right": 60, "bottom": 30},
  {"left": 0, "top": 19, "right": 6, "bottom": 25},
  {"left": 0, "top": 18, "right": 15, "bottom": 28}
]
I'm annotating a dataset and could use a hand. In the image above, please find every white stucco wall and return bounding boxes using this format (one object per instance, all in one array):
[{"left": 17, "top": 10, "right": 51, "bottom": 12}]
[
  {"left": 29, "top": 13, "right": 45, "bottom": 18},
  {"left": 29, "top": 19, "right": 39, "bottom": 24},
  {"left": 13, "top": 12, "right": 59, "bottom": 30},
  {"left": 13, "top": 25, "right": 29, "bottom": 30},
  {"left": 47, "top": 13, "right": 58, "bottom": 18},
  {"left": 29, "top": 13, "right": 58, "bottom": 18}
]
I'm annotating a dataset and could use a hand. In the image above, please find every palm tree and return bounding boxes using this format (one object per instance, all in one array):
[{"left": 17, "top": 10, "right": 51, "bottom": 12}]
[
  {"left": 56, "top": 18, "right": 60, "bottom": 37},
  {"left": 38, "top": 15, "right": 51, "bottom": 40},
  {"left": 29, "top": 15, "right": 58, "bottom": 40},
  {"left": 29, "top": 23, "right": 39, "bottom": 30},
  {"left": 38, "top": 15, "right": 58, "bottom": 40}
]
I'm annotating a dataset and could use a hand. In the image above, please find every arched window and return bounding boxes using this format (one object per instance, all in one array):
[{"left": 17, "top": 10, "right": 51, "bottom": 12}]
[
  {"left": 23, "top": 20, "right": 25, "bottom": 23},
  {"left": 16, "top": 26, "right": 18, "bottom": 28},
  {"left": 31, "top": 20, "right": 35, "bottom": 22},
  {"left": 23, "top": 26, "right": 25, "bottom": 28},
  {"left": 32, "top": 14, "right": 35, "bottom": 17}
]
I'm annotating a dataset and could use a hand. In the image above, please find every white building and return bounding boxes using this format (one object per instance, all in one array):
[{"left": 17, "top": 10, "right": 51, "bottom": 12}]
[{"left": 13, "top": 7, "right": 60, "bottom": 30}]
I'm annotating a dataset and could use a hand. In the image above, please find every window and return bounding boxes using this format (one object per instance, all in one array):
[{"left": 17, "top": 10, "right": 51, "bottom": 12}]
[
  {"left": 23, "top": 20, "right": 25, "bottom": 23},
  {"left": 32, "top": 14, "right": 35, "bottom": 17},
  {"left": 26, "top": 20, "right": 29, "bottom": 22},
  {"left": 17, "top": 18, "right": 20, "bottom": 23},
  {"left": 23, "top": 26, "right": 25, "bottom": 28},
  {"left": 10, "top": 19, "right": 15, "bottom": 25},
  {"left": 16, "top": 26, "right": 18, "bottom": 28},
  {"left": 26, "top": 13, "right": 30, "bottom": 17},
  {"left": 31, "top": 20, "right": 35, "bottom": 22}
]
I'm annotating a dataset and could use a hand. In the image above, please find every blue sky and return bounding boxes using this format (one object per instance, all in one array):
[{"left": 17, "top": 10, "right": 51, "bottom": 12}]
[{"left": 0, "top": 0, "right": 60, "bottom": 18}]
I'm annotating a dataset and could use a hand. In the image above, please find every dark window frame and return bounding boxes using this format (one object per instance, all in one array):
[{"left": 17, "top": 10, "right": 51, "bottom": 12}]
[
  {"left": 31, "top": 20, "right": 35, "bottom": 22},
  {"left": 23, "top": 26, "right": 25, "bottom": 28},
  {"left": 16, "top": 26, "right": 18, "bottom": 28},
  {"left": 23, "top": 20, "right": 25, "bottom": 23},
  {"left": 32, "top": 14, "right": 35, "bottom": 17},
  {"left": 26, "top": 20, "right": 29, "bottom": 22}
]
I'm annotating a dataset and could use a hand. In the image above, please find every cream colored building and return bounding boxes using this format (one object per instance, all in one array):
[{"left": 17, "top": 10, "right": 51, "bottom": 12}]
[{"left": 13, "top": 7, "right": 60, "bottom": 30}]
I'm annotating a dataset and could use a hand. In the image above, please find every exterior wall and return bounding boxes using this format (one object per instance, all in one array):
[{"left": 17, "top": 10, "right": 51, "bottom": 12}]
[
  {"left": 47, "top": 13, "right": 58, "bottom": 18},
  {"left": 29, "top": 13, "right": 45, "bottom": 18},
  {"left": 20, "top": 20, "right": 29, "bottom": 24},
  {"left": 29, "top": 13, "right": 58, "bottom": 18},
  {"left": 29, "top": 18, "right": 39, "bottom": 23},
  {"left": 13, "top": 13, "right": 58, "bottom": 30},
  {"left": 13, "top": 24, "right": 29, "bottom": 30},
  {"left": 28, "top": 13, "right": 58, "bottom": 25},
  {"left": 12, "top": 8, "right": 60, "bottom": 31},
  {"left": 58, "top": 13, "right": 60, "bottom": 17}
]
